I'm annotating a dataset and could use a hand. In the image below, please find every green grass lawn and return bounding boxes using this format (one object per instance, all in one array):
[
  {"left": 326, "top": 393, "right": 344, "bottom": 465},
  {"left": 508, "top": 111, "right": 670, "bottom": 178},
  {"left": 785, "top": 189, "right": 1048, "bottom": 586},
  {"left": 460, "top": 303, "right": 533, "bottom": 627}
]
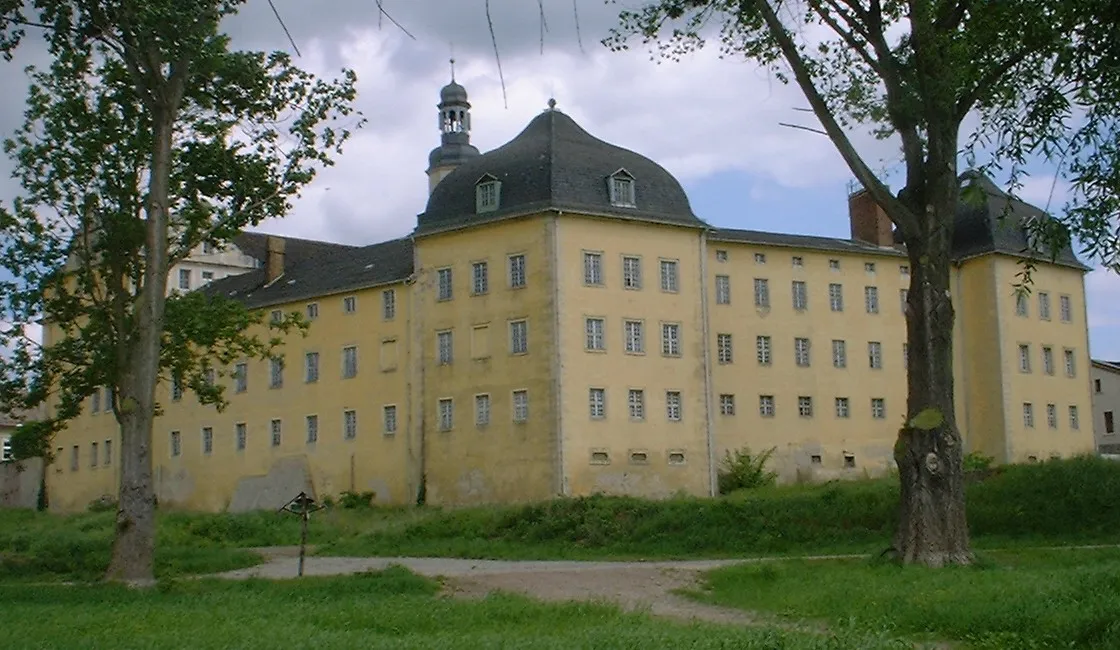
[
  {"left": 0, "top": 567, "right": 909, "bottom": 650},
  {"left": 689, "top": 547, "right": 1120, "bottom": 649}
]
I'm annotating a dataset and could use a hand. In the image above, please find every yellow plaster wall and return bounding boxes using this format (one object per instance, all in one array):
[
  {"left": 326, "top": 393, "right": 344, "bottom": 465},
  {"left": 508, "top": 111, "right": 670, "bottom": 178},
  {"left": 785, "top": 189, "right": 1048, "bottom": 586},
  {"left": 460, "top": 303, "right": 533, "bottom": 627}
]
[
  {"left": 45, "top": 282, "right": 414, "bottom": 512},
  {"left": 990, "top": 256, "right": 1095, "bottom": 461},
  {"left": 411, "top": 215, "right": 558, "bottom": 505},
  {"left": 706, "top": 242, "right": 910, "bottom": 482},
  {"left": 952, "top": 257, "right": 1008, "bottom": 460},
  {"left": 555, "top": 216, "right": 712, "bottom": 498}
]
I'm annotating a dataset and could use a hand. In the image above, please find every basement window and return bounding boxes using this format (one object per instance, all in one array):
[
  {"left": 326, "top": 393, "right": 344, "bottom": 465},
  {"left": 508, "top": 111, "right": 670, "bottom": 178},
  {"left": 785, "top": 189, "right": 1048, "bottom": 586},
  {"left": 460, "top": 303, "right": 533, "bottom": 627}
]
[
  {"left": 476, "top": 175, "right": 501, "bottom": 213},
  {"left": 810, "top": 454, "right": 822, "bottom": 465},
  {"left": 629, "top": 450, "right": 649, "bottom": 465},
  {"left": 843, "top": 454, "right": 856, "bottom": 469},
  {"left": 668, "top": 451, "right": 686, "bottom": 465},
  {"left": 590, "top": 449, "right": 611, "bottom": 465},
  {"left": 608, "top": 169, "right": 636, "bottom": 207}
]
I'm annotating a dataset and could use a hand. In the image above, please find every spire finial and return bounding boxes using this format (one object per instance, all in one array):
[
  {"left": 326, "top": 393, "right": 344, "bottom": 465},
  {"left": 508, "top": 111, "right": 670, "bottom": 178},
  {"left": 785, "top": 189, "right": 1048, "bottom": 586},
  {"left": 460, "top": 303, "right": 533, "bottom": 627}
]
[
  {"left": 449, "top": 57, "right": 456, "bottom": 82},
  {"left": 547, "top": 97, "right": 557, "bottom": 110}
]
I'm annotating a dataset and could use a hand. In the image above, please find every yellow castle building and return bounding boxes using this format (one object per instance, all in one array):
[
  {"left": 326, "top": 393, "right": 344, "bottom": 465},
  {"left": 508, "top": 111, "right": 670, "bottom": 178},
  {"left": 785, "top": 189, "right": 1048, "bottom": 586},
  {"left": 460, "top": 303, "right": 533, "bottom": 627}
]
[{"left": 44, "top": 79, "right": 1096, "bottom": 512}]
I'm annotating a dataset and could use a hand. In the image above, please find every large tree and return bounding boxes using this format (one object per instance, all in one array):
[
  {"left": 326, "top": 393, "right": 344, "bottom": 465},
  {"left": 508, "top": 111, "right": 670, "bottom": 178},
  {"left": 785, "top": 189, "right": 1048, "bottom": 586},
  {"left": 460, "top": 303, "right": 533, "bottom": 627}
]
[
  {"left": 0, "top": 1, "right": 361, "bottom": 583},
  {"left": 607, "top": 0, "right": 1118, "bottom": 566}
]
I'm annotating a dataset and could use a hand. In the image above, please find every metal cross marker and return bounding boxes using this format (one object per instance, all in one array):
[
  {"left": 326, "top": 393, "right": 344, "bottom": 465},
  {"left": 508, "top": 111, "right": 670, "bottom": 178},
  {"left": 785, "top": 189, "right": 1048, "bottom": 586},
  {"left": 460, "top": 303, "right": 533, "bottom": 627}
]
[{"left": 279, "top": 491, "right": 325, "bottom": 577}]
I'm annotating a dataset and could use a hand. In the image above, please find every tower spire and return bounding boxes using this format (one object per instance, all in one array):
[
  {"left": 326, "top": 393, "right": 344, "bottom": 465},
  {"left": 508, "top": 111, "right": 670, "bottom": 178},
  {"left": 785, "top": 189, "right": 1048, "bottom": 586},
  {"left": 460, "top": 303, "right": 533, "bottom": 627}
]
[
  {"left": 449, "top": 57, "right": 456, "bottom": 82},
  {"left": 426, "top": 64, "right": 480, "bottom": 195}
]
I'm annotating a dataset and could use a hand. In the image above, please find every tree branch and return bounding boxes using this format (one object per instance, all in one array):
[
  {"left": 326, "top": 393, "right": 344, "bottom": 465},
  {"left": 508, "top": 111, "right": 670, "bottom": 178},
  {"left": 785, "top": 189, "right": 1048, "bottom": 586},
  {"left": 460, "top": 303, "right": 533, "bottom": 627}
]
[{"left": 954, "top": 48, "right": 1036, "bottom": 122}]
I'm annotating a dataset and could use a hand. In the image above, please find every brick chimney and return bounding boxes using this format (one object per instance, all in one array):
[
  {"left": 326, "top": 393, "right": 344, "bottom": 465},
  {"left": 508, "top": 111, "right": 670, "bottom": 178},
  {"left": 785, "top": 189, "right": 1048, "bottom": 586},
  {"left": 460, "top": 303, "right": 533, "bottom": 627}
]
[
  {"left": 266, "top": 236, "right": 285, "bottom": 282},
  {"left": 849, "top": 189, "right": 895, "bottom": 247}
]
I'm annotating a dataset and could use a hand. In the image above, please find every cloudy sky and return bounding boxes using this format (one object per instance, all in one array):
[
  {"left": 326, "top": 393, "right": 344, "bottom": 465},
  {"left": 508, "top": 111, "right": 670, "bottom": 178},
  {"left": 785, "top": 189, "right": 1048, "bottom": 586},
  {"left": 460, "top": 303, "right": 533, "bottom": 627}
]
[{"left": 0, "top": 0, "right": 1117, "bottom": 358}]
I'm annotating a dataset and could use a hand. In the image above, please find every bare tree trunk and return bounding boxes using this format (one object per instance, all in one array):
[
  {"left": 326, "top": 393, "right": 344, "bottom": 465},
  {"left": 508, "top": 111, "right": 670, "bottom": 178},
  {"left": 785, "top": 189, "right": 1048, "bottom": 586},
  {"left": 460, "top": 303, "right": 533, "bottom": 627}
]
[
  {"left": 105, "top": 110, "right": 174, "bottom": 585},
  {"left": 893, "top": 157, "right": 973, "bottom": 567}
]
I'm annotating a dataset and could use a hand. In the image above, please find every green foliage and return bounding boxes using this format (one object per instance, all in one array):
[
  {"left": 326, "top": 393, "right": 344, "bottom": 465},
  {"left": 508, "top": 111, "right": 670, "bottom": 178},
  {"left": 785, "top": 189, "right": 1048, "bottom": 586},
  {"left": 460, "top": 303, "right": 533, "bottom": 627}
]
[
  {"left": 0, "top": 0, "right": 362, "bottom": 443},
  {"left": 717, "top": 446, "right": 778, "bottom": 494},
  {"left": 0, "top": 571, "right": 906, "bottom": 650},
  {"left": 963, "top": 451, "right": 996, "bottom": 472},
  {"left": 338, "top": 491, "right": 376, "bottom": 509},
  {"left": 696, "top": 547, "right": 1120, "bottom": 649}
]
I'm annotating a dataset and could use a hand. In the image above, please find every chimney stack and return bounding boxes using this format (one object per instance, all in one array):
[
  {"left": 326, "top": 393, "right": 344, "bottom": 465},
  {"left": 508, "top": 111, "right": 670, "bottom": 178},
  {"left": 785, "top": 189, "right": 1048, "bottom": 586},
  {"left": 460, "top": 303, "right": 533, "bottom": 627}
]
[
  {"left": 266, "top": 236, "right": 285, "bottom": 282},
  {"left": 849, "top": 189, "right": 896, "bottom": 247}
]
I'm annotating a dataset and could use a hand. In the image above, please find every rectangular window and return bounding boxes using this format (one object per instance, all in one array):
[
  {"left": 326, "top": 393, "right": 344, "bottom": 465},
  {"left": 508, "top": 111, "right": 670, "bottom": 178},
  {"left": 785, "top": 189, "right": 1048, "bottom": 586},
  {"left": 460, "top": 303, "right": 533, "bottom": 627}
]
[
  {"left": 437, "top": 267, "right": 453, "bottom": 301},
  {"left": 1042, "top": 346, "right": 1054, "bottom": 375},
  {"left": 1016, "top": 292, "right": 1028, "bottom": 317},
  {"left": 306, "top": 302, "right": 319, "bottom": 320},
  {"left": 829, "top": 259, "right": 840, "bottom": 271},
  {"left": 508, "top": 254, "right": 526, "bottom": 288},
  {"left": 1107, "top": 411, "right": 1116, "bottom": 434},
  {"left": 660, "top": 259, "right": 679, "bottom": 292},
  {"left": 754, "top": 278, "right": 770, "bottom": 307},
  {"left": 437, "top": 331, "right": 453, "bottom": 365},
  {"left": 1069, "top": 405, "right": 1080, "bottom": 430},
  {"left": 794, "top": 337, "right": 811, "bottom": 367},
  {"left": 1064, "top": 349, "right": 1076, "bottom": 377},
  {"left": 270, "top": 419, "right": 282, "bottom": 447},
  {"left": 342, "top": 346, "right": 358, "bottom": 379},
  {"left": 269, "top": 357, "right": 283, "bottom": 388},
  {"left": 832, "top": 339, "right": 847, "bottom": 368},
  {"left": 715, "top": 249, "right": 728, "bottom": 262},
  {"left": 611, "top": 176, "right": 635, "bottom": 206},
  {"left": 719, "top": 394, "right": 735, "bottom": 415},
  {"left": 717, "top": 333, "right": 733, "bottom": 364},
  {"left": 202, "top": 427, "right": 213, "bottom": 455},
  {"left": 871, "top": 398, "right": 886, "bottom": 419},
  {"left": 900, "top": 264, "right": 910, "bottom": 276},
  {"left": 305, "top": 416, "right": 318, "bottom": 444},
  {"left": 472, "top": 261, "right": 489, "bottom": 295},
  {"left": 1019, "top": 344, "right": 1032, "bottom": 373},
  {"left": 900, "top": 289, "right": 909, "bottom": 314},
  {"left": 512, "top": 390, "right": 529, "bottom": 423},
  {"left": 91, "top": 388, "right": 101, "bottom": 413},
  {"left": 1023, "top": 403, "right": 1035, "bottom": 428},
  {"left": 343, "top": 296, "right": 356, "bottom": 313},
  {"left": 90, "top": 442, "right": 98, "bottom": 467},
  {"left": 835, "top": 397, "right": 850, "bottom": 418},
  {"left": 70, "top": 445, "right": 79, "bottom": 471},
  {"left": 628, "top": 389, "right": 645, "bottom": 420},
  {"left": 438, "top": 398, "right": 454, "bottom": 431},
  {"left": 589, "top": 388, "right": 606, "bottom": 419},
  {"left": 791, "top": 280, "right": 808, "bottom": 310},
  {"left": 201, "top": 271, "right": 214, "bottom": 284},
  {"left": 756, "top": 335, "right": 772, "bottom": 365},
  {"left": 1046, "top": 403, "right": 1058, "bottom": 429},
  {"left": 624, "top": 320, "right": 644, "bottom": 354},
  {"left": 798, "top": 396, "right": 813, "bottom": 417},
  {"left": 792, "top": 256, "right": 803, "bottom": 267},
  {"left": 584, "top": 252, "right": 603, "bottom": 286},
  {"left": 477, "top": 180, "right": 499, "bottom": 211},
  {"left": 305, "top": 352, "right": 319, "bottom": 383},
  {"left": 828, "top": 283, "right": 844, "bottom": 311},
  {"left": 235, "top": 423, "right": 247, "bottom": 451},
  {"left": 715, "top": 275, "right": 731, "bottom": 304},
  {"left": 344, "top": 410, "right": 357, "bottom": 440},
  {"left": 1039, "top": 292, "right": 1051, "bottom": 320},
  {"left": 509, "top": 320, "right": 528, "bottom": 355},
  {"left": 475, "top": 394, "right": 491, "bottom": 426},
  {"left": 864, "top": 286, "right": 880, "bottom": 313},
  {"left": 233, "top": 363, "right": 247, "bottom": 393},
  {"left": 178, "top": 269, "right": 191, "bottom": 291},
  {"left": 754, "top": 252, "right": 767, "bottom": 264},
  {"left": 585, "top": 317, "right": 605, "bottom": 351},
  {"left": 759, "top": 395, "right": 775, "bottom": 417},
  {"left": 865, "top": 262, "right": 876, "bottom": 273},
  {"left": 665, "top": 391, "right": 682, "bottom": 421},
  {"left": 204, "top": 368, "right": 216, "bottom": 387},
  {"left": 103, "top": 440, "right": 112, "bottom": 466},
  {"left": 382, "top": 290, "right": 396, "bottom": 320},
  {"left": 868, "top": 341, "right": 883, "bottom": 369},
  {"left": 662, "top": 322, "right": 681, "bottom": 357},
  {"left": 383, "top": 405, "right": 398, "bottom": 435},
  {"left": 172, "top": 376, "right": 183, "bottom": 401},
  {"left": 1059, "top": 295, "right": 1072, "bottom": 322},
  {"left": 170, "top": 432, "right": 181, "bottom": 458},
  {"left": 270, "top": 309, "right": 283, "bottom": 324},
  {"left": 622, "top": 255, "right": 642, "bottom": 289}
]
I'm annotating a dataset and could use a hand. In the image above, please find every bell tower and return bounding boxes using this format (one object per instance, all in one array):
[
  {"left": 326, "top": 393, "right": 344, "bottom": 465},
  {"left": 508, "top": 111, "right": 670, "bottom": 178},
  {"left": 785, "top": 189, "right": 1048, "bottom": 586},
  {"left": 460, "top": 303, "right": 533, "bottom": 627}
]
[{"left": 426, "top": 59, "right": 480, "bottom": 194}]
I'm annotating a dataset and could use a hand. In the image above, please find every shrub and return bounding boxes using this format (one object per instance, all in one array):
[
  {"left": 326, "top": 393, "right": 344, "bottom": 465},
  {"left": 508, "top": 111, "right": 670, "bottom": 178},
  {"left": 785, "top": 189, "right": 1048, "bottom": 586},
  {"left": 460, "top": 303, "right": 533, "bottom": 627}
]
[
  {"left": 338, "top": 491, "right": 375, "bottom": 509},
  {"left": 718, "top": 446, "right": 778, "bottom": 494},
  {"left": 963, "top": 451, "right": 995, "bottom": 472},
  {"left": 87, "top": 495, "right": 117, "bottom": 513}
]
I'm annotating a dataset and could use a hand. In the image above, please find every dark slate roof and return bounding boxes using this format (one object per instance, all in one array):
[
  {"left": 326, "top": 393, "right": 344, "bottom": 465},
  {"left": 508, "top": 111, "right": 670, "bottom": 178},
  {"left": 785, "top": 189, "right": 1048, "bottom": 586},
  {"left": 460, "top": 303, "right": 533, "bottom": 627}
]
[
  {"left": 952, "top": 172, "right": 1089, "bottom": 270},
  {"left": 416, "top": 107, "right": 705, "bottom": 235},
  {"left": 202, "top": 236, "right": 413, "bottom": 309},
  {"left": 230, "top": 231, "right": 353, "bottom": 265},
  {"left": 709, "top": 228, "right": 907, "bottom": 257},
  {"left": 1093, "top": 359, "right": 1120, "bottom": 373}
]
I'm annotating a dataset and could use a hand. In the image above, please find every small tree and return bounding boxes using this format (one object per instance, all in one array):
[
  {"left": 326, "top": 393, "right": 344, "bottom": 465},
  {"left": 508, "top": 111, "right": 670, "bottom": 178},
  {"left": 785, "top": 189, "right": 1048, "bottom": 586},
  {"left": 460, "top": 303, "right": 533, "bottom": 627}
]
[
  {"left": 0, "top": 1, "right": 361, "bottom": 584},
  {"left": 607, "top": 0, "right": 1118, "bottom": 566}
]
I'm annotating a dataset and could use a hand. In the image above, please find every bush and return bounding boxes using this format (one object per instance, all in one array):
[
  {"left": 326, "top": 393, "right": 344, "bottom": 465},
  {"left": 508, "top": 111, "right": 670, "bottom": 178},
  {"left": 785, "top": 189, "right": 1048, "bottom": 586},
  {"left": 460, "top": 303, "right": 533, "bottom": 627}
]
[
  {"left": 963, "top": 451, "right": 995, "bottom": 472},
  {"left": 338, "top": 491, "right": 375, "bottom": 509},
  {"left": 718, "top": 446, "right": 778, "bottom": 495}
]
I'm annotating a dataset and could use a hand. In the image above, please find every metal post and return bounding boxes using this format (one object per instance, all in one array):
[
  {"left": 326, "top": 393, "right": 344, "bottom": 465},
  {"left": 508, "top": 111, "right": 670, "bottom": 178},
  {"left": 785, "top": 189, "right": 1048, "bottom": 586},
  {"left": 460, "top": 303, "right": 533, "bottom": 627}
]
[
  {"left": 298, "top": 506, "right": 309, "bottom": 577},
  {"left": 280, "top": 491, "right": 325, "bottom": 578}
]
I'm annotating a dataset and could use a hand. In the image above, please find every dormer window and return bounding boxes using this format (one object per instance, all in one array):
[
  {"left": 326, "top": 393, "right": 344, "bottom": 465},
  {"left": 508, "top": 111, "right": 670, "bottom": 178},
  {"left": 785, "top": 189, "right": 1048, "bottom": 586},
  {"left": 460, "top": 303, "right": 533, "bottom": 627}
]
[
  {"left": 476, "top": 174, "right": 501, "bottom": 214},
  {"left": 609, "top": 169, "right": 636, "bottom": 208}
]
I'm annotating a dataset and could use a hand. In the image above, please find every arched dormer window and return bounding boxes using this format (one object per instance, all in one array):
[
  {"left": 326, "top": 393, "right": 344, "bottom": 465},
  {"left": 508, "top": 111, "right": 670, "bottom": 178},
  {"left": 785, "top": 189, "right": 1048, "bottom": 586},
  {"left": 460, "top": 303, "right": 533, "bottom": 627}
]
[
  {"left": 608, "top": 169, "right": 636, "bottom": 208},
  {"left": 476, "top": 174, "right": 501, "bottom": 214}
]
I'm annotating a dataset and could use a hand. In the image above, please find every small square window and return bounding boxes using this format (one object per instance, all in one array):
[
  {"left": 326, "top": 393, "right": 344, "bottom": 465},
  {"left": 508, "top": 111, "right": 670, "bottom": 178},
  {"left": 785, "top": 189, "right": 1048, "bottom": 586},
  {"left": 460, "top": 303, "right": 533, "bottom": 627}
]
[
  {"left": 900, "top": 265, "right": 910, "bottom": 276},
  {"left": 792, "top": 256, "right": 803, "bottom": 267},
  {"left": 306, "top": 303, "right": 319, "bottom": 320},
  {"left": 343, "top": 296, "right": 357, "bottom": 313},
  {"left": 864, "top": 262, "right": 876, "bottom": 273},
  {"left": 754, "top": 252, "right": 766, "bottom": 264},
  {"left": 715, "top": 249, "right": 728, "bottom": 263},
  {"left": 829, "top": 259, "right": 840, "bottom": 271}
]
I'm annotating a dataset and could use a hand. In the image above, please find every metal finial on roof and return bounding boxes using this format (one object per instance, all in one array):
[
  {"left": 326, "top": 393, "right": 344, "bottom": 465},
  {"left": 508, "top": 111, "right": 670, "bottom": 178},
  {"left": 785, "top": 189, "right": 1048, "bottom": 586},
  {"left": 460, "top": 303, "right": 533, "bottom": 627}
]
[
  {"left": 547, "top": 97, "right": 557, "bottom": 110},
  {"left": 449, "top": 57, "right": 456, "bottom": 81}
]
